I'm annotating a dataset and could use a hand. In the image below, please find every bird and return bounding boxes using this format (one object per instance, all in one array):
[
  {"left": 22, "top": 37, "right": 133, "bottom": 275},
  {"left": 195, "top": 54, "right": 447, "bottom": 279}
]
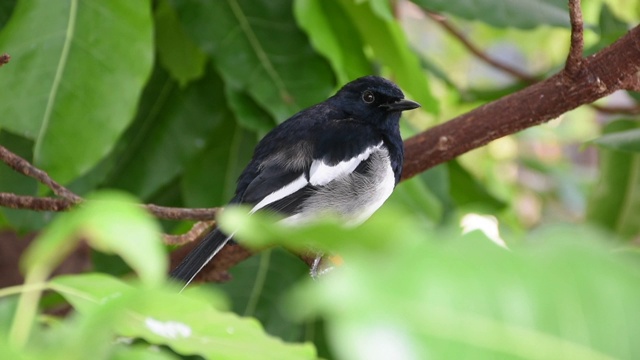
[{"left": 170, "top": 75, "right": 420, "bottom": 286}]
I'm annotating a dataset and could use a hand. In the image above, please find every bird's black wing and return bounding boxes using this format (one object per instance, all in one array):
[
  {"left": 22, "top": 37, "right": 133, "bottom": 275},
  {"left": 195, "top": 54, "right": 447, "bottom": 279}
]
[{"left": 234, "top": 119, "right": 384, "bottom": 217}]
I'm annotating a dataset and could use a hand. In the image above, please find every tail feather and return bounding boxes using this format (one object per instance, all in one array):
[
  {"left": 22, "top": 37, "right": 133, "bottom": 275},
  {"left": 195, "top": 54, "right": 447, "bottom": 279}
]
[{"left": 170, "top": 229, "right": 232, "bottom": 288}]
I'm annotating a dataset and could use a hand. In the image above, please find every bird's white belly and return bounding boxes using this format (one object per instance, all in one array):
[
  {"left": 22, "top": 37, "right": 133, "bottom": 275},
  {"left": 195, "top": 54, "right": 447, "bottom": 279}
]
[{"left": 284, "top": 148, "right": 396, "bottom": 225}]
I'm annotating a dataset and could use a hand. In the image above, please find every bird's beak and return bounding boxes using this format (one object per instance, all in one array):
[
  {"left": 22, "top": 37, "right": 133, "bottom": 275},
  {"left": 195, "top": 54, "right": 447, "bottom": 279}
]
[{"left": 381, "top": 99, "right": 421, "bottom": 112}]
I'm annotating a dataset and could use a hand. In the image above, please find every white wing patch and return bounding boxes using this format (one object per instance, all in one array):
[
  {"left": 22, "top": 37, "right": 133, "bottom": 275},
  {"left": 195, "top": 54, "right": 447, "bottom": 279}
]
[
  {"left": 250, "top": 174, "right": 308, "bottom": 213},
  {"left": 309, "top": 142, "right": 383, "bottom": 186},
  {"left": 249, "top": 142, "right": 385, "bottom": 215}
]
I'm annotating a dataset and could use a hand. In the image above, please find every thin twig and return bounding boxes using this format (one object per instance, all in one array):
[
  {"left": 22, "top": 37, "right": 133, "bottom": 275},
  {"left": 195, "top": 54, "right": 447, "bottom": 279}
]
[
  {"left": 0, "top": 193, "right": 74, "bottom": 212},
  {"left": 591, "top": 104, "right": 640, "bottom": 115},
  {"left": 0, "top": 146, "right": 82, "bottom": 203},
  {"left": 565, "top": 0, "right": 584, "bottom": 77},
  {"left": 426, "top": 12, "right": 538, "bottom": 84},
  {"left": 0, "top": 145, "right": 219, "bottom": 221},
  {"left": 144, "top": 204, "right": 218, "bottom": 221},
  {"left": 163, "top": 221, "right": 216, "bottom": 245}
]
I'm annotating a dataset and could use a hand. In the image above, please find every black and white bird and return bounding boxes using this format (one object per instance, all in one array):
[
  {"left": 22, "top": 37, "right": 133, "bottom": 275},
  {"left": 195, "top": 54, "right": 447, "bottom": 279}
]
[{"left": 171, "top": 76, "right": 420, "bottom": 286}]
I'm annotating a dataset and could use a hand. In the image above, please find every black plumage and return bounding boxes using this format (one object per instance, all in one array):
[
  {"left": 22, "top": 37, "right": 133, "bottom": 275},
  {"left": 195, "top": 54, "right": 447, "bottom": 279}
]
[{"left": 170, "top": 76, "right": 420, "bottom": 286}]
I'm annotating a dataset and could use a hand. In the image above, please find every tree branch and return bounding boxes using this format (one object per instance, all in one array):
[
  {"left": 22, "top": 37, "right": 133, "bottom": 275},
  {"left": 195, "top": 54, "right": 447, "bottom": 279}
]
[
  {"left": 0, "top": 146, "right": 82, "bottom": 203},
  {"left": 0, "top": 193, "right": 74, "bottom": 212},
  {"left": 402, "top": 24, "right": 640, "bottom": 180}
]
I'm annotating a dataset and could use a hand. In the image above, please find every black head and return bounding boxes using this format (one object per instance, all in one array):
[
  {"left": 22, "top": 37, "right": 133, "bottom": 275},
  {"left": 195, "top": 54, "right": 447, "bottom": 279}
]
[{"left": 330, "top": 76, "right": 420, "bottom": 125}]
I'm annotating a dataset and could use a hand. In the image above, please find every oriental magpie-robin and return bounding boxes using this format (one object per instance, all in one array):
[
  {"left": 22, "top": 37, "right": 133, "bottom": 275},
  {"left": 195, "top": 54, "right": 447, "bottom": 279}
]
[{"left": 171, "top": 76, "right": 420, "bottom": 285}]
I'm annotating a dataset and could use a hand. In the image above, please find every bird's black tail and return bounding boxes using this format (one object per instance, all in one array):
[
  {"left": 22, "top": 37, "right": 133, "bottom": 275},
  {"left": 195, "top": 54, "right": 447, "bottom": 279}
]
[{"left": 170, "top": 229, "right": 232, "bottom": 288}]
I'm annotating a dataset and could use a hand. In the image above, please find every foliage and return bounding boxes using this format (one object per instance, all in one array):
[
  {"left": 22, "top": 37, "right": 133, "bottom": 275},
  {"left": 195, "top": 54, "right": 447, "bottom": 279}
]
[{"left": 1, "top": 0, "right": 640, "bottom": 359}]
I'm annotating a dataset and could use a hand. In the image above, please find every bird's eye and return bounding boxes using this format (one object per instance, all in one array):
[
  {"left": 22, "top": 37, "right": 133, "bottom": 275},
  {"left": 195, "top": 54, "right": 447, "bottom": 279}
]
[{"left": 362, "top": 91, "right": 375, "bottom": 104}]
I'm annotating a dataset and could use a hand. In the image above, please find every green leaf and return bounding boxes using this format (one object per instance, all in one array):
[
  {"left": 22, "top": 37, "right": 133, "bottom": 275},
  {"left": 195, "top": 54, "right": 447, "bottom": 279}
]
[
  {"left": 293, "top": 0, "right": 373, "bottom": 84},
  {"left": 172, "top": 0, "right": 335, "bottom": 121},
  {"left": 0, "top": 0, "right": 17, "bottom": 28},
  {"left": 217, "top": 248, "right": 311, "bottom": 342},
  {"left": 411, "top": 0, "right": 570, "bottom": 29},
  {"left": 387, "top": 172, "right": 444, "bottom": 224},
  {"left": 602, "top": 0, "right": 640, "bottom": 24},
  {"left": 590, "top": 127, "right": 640, "bottom": 153},
  {"left": 448, "top": 160, "right": 506, "bottom": 212},
  {"left": 108, "top": 65, "right": 232, "bottom": 200},
  {"left": 154, "top": 0, "right": 207, "bottom": 87},
  {"left": 225, "top": 87, "right": 277, "bottom": 133},
  {"left": 50, "top": 273, "right": 134, "bottom": 314},
  {"left": 24, "top": 191, "right": 166, "bottom": 286},
  {"left": 286, "top": 220, "right": 640, "bottom": 359},
  {"left": 587, "top": 120, "right": 640, "bottom": 239},
  {"left": 53, "top": 274, "right": 317, "bottom": 360},
  {"left": 338, "top": 0, "right": 438, "bottom": 114},
  {"left": 219, "top": 206, "right": 424, "bottom": 254},
  {"left": 181, "top": 120, "right": 257, "bottom": 208},
  {"left": 0, "top": 0, "right": 154, "bottom": 184}
]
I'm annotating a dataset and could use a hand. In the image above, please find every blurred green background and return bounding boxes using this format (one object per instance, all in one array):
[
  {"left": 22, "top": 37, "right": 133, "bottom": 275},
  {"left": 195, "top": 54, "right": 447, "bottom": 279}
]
[{"left": 1, "top": 0, "right": 639, "bottom": 359}]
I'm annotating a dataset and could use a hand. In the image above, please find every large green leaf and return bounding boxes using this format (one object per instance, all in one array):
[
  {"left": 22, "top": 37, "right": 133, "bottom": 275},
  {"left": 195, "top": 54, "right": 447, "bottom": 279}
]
[
  {"left": 108, "top": 65, "right": 232, "bottom": 200},
  {"left": 411, "top": 0, "right": 570, "bottom": 29},
  {"left": 23, "top": 191, "right": 166, "bottom": 286},
  {"left": 217, "top": 248, "right": 311, "bottom": 342},
  {"left": 225, "top": 87, "right": 277, "bottom": 133},
  {"left": 181, "top": 119, "right": 257, "bottom": 208},
  {"left": 448, "top": 160, "right": 507, "bottom": 212},
  {"left": 587, "top": 120, "right": 640, "bottom": 239},
  {"left": 154, "top": 0, "right": 207, "bottom": 87},
  {"left": 172, "top": 0, "right": 335, "bottom": 121},
  {"left": 338, "top": 0, "right": 438, "bottom": 114},
  {"left": 52, "top": 274, "right": 317, "bottom": 360},
  {"left": 222, "top": 208, "right": 640, "bottom": 359},
  {"left": 0, "top": 0, "right": 17, "bottom": 28},
  {"left": 0, "top": 0, "right": 153, "bottom": 184},
  {"left": 294, "top": 0, "right": 373, "bottom": 84},
  {"left": 590, "top": 128, "right": 640, "bottom": 153}
]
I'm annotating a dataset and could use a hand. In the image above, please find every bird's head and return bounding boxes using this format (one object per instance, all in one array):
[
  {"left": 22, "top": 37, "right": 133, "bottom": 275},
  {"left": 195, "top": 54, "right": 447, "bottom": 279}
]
[{"left": 332, "top": 76, "right": 420, "bottom": 125}]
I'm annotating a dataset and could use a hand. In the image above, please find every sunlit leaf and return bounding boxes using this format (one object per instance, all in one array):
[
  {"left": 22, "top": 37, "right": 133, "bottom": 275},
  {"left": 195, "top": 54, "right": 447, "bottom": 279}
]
[
  {"left": 23, "top": 191, "right": 165, "bottom": 285},
  {"left": 53, "top": 274, "right": 317, "bottom": 360}
]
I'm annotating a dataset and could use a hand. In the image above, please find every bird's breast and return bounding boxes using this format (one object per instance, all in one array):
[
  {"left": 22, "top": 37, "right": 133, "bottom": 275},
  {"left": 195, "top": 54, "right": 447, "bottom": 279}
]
[{"left": 286, "top": 147, "right": 395, "bottom": 225}]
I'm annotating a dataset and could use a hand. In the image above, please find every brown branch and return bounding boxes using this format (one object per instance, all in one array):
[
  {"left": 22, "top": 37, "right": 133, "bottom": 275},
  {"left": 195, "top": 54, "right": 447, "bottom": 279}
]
[
  {"left": 145, "top": 204, "right": 218, "bottom": 221},
  {"left": 565, "top": 0, "right": 585, "bottom": 77},
  {"left": 0, "top": 191, "right": 219, "bottom": 221},
  {"left": 402, "top": 24, "right": 640, "bottom": 180},
  {"left": 163, "top": 221, "right": 216, "bottom": 245},
  {"left": 0, "top": 193, "right": 74, "bottom": 212},
  {"left": 426, "top": 12, "right": 538, "bottom": 84},
  {"left": 0, "top": 145, "right": 82, "bottom": 203},
  {"left": 0, "top": 53, "right": 10, "bottom": 67}
]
